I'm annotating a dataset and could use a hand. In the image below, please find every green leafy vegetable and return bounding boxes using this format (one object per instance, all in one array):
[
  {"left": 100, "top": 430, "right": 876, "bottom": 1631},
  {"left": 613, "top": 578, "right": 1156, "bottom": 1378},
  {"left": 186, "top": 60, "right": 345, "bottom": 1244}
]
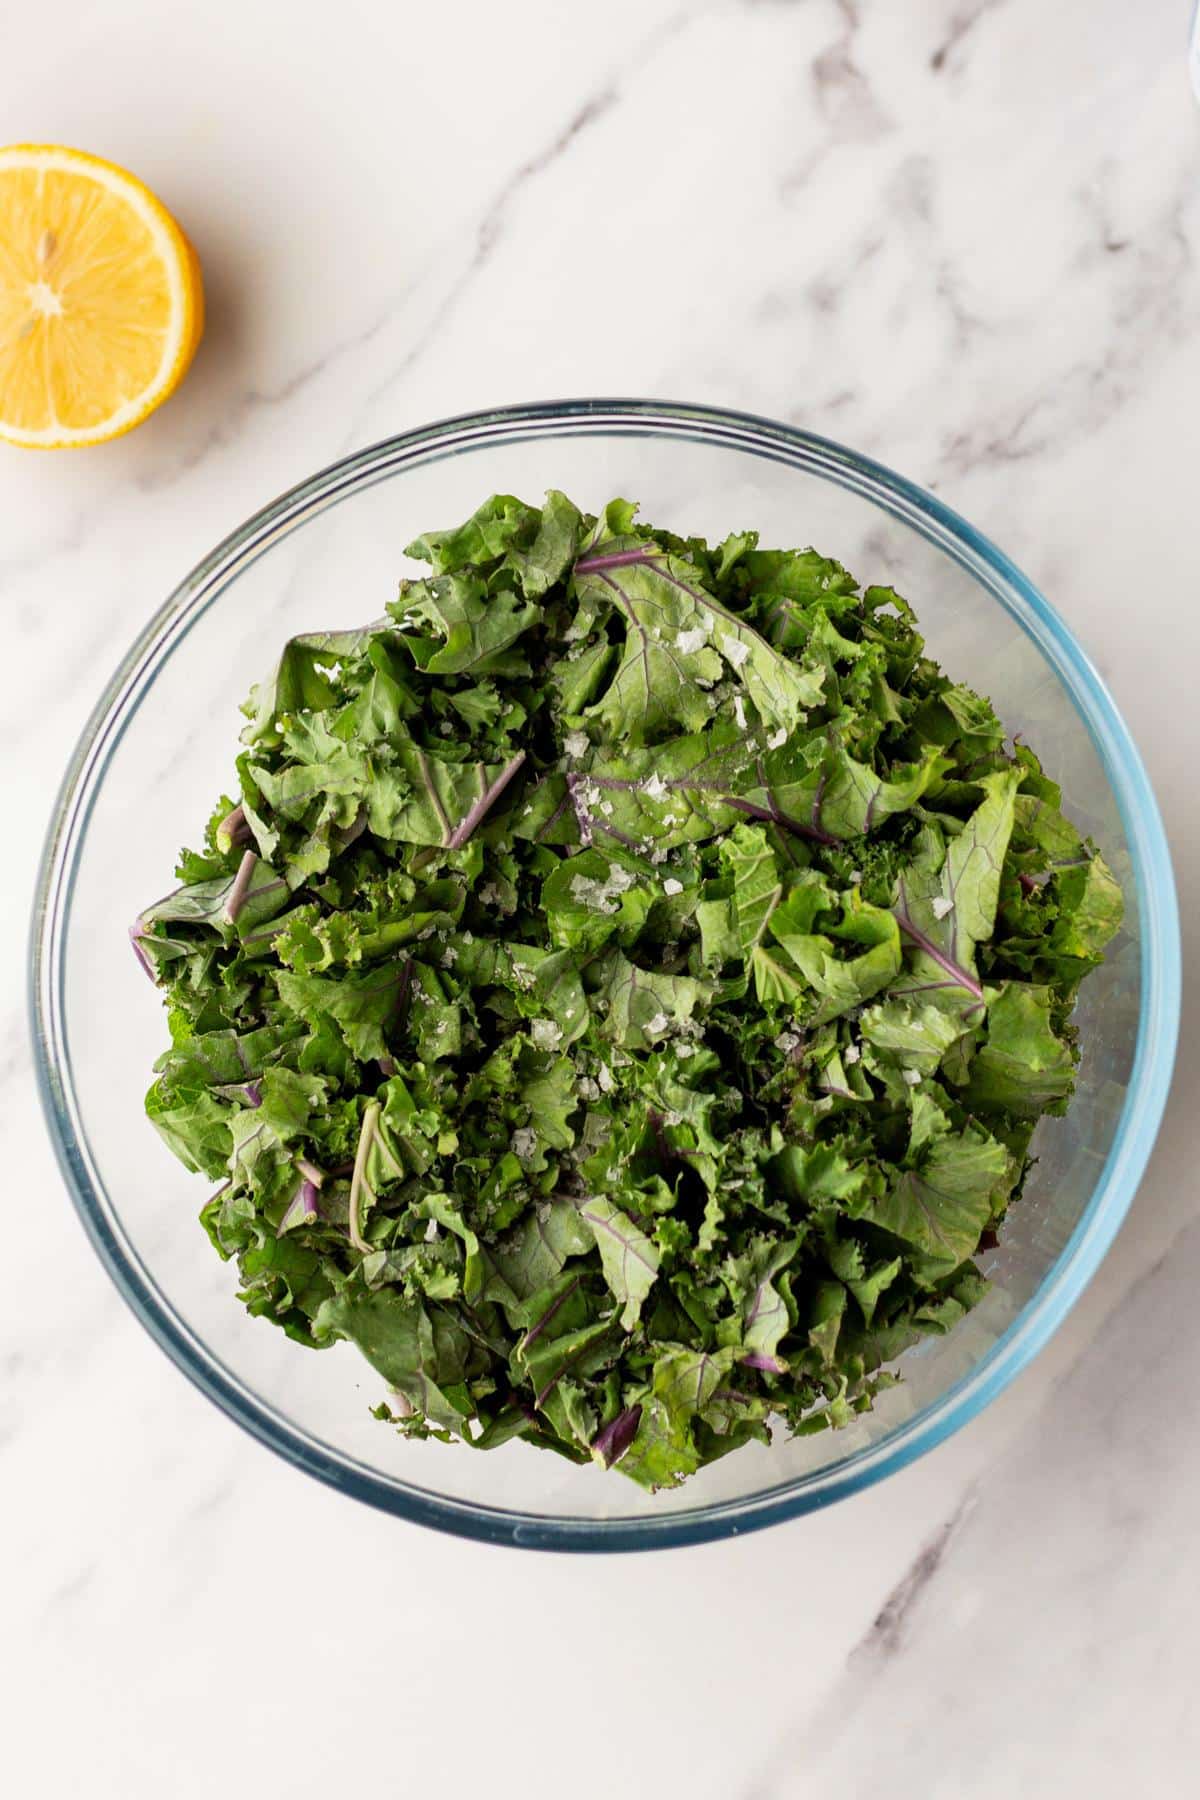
[{"left": 135, "top": 491, "right": 1121, "bottom": 1488}]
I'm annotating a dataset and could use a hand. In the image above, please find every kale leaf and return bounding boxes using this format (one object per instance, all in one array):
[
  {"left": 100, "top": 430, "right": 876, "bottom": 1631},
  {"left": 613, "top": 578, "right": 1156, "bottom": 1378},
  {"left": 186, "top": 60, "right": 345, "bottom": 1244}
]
[{"left": 136, "top": 492, "right": 1121, "bottom": 1487}]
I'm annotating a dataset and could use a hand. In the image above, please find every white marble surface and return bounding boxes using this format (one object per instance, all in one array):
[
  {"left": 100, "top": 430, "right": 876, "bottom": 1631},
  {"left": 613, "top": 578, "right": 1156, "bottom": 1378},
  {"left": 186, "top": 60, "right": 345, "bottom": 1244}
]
[{"left": 4, "top": 2, "right": 1199, "bottom": 1794}]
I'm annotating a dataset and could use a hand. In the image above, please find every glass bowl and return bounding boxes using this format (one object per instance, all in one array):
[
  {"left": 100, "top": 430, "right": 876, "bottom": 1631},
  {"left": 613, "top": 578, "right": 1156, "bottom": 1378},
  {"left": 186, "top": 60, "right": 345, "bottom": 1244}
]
[{"left": 32, "top": 400, "right": 1180, "bottom": 1551}]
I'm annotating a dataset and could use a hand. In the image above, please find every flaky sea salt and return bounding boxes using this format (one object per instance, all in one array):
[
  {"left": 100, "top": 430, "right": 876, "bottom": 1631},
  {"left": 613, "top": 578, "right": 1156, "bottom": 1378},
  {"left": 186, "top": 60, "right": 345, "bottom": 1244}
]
[
  {"left": 563, "top": 729, "right": 589, "bottom": 760},
  {"left": 931, "top": 896, "right": 954, "bottom": 920},
  {"left": 844, "top": 1042, "right": 862, "bottom": 1065},
  {"left": 676, "top": 626, "right": 707, "bottom": 655},
  {"left": 569, "top": 874, "right": 619, "bottom": 914},
  {"left": 663, "top": 877, "right": 684, "bottom": 896},
  {"left": 530, "top": 1018, "right": 562, "bottom": 1049},
  {"left": 722, "top": 636, "right": 750, "bottom": 668}
]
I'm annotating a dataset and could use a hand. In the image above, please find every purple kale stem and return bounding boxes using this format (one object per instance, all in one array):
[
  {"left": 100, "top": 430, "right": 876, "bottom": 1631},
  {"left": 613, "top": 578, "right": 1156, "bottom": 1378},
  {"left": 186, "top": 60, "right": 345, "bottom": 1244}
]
[
  {"left": 518, "top": 1275, "right": 582, "bottom": 1355},
  {"left": 564, "top": 772, "right": 595, "bottom": 846},
  {"left": 1018, "top": 871, "right": 1039, "bottom": 895},
  {"left": 393, "top": 957, "right": 414, "bottom": 1037},
  {"left": 594, "top": 819, "right": 642, "bottom": 851},
  {"left": 295, "top": 1156, "right": 325, "bottom": 1187},
  {"left": 760, "top": 755, "right": 841, "bottom": 849},
  {"left": 535, "top": 1340, "right": 591, "bottom": 1410},
  {"left": 128, "top": 919, "right": 156, "bottom": 982},
  {"left": 721, "top": 793, "right": 838, "bottom": 848},
  {"left": 574, "top": 548, "right": 665, "bottom": 575},
  {"left": 446, "top": 751, "right": 527, "bottom": 851},
  {"left": 334, "top": 810, "right": 367, "bottom": 854},
  {"left": 377, "top": 1056, "right": 397, "bottom": 1079},
  {"left": 223, "top": 849, "right": 259, "bottom": 925},
  {"left": 414, "top": 749, "right": 453, "bottom": 844},
  {"left": 533, "top": 790, "right": 572, "bottom": 843},
  {"left": 217, "top": 803, "right": 250, "bottom": 849},
  {"left": 277, "top": 1179, "right": 320, "bottom": 1238},
  {"left": 243, "top": 1081, "right": 263, "bottom": 1108},
  {"left": 348, "top": 1100, "right": 380, "bottom": 1254},
  {"left": 591, "top": 1405, "right": 643, "bottom": 1468},
  {"left": 741, "top": 1351, "right": 787, "bottom": 1374},
  {"left": 895, "top": 915, "right": 984, "bottom": 1001}
]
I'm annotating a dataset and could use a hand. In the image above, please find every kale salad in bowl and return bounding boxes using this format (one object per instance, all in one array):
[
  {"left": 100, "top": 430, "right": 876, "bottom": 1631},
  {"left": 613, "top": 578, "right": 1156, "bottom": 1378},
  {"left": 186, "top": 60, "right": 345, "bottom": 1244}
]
[{"left": 35, "top": 404, "right": 1178, "bottom": 1547}]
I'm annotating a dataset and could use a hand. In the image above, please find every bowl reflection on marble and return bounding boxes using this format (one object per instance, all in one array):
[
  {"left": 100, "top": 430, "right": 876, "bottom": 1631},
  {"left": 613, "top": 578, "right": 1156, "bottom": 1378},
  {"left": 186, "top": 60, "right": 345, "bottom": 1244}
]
[{"left": 32, "top": 400, "right": 1179, "bottom": 1551}]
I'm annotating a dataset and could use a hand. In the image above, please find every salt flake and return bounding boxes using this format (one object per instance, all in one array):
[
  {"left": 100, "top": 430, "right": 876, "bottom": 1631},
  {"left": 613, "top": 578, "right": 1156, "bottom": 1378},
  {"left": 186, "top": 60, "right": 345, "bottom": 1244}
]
[{"left": 569, "top": 874, "right": 619, "bottom": 915}]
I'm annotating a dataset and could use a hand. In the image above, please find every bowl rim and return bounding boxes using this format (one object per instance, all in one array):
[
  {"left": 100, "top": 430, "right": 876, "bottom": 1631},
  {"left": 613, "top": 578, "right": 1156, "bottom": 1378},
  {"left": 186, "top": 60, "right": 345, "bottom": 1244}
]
[{"left": 30, "top": 397, "right": 1181, "bottom": 1552}]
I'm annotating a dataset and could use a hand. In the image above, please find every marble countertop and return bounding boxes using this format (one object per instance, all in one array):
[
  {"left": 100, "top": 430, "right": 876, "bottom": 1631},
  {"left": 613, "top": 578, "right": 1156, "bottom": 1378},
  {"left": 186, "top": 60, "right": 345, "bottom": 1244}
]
[{"left": 4, "top": 2, "right": 1199, "bottom": 1794}]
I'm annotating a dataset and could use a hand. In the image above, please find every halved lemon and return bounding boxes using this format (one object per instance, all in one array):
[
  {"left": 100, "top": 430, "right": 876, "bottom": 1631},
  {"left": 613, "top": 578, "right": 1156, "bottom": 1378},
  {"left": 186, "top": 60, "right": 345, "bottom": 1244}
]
[{"left": 0, "top": 144, "right": 204, "bottom": 449}]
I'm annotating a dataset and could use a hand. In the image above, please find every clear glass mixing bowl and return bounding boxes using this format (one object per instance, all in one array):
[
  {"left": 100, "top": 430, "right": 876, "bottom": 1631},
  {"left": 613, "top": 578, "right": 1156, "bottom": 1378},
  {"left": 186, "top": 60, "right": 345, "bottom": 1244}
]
[{"left": 31, "top": 401, "right": 1180, "bottom": 1550}]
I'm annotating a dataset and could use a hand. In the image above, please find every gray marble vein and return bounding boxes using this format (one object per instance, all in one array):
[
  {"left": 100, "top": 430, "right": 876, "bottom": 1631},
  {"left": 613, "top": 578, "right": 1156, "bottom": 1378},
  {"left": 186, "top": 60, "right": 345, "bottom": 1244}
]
[
  {"left": 347, "top": 2, "right": 699, "bottom": 432},
  {"left": 929, "top": 0, "right": 1011, "bottom": 76}
]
